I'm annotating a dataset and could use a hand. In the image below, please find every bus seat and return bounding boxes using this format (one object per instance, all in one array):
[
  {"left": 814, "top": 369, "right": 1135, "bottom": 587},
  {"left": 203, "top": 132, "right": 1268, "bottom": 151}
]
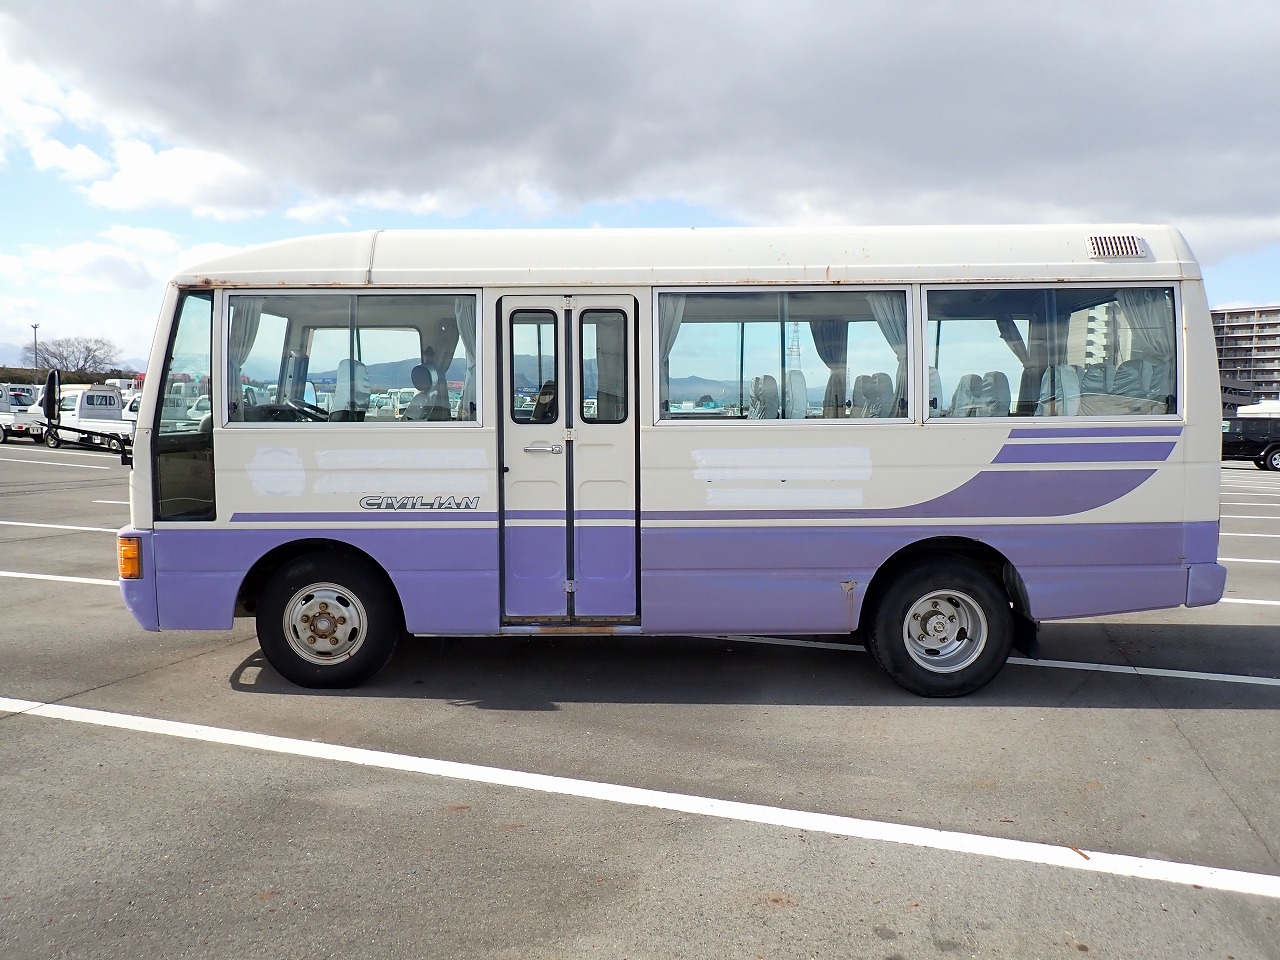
[
  {"left": 748, "top": 375, "right": 780, "bottom": 419},
  {"left": 409, "top": 363, "right": 455, "bottom": 419},
  {"left": 331, "top": 359, "right": 370, "bottom": 422},
  {"left": 822, "top": 370, "right": 845, "bottom": 418},
  {"left": 979, "top": 371, "right": 1011, "bottom": 417},
  {"left": 785, "top": 370, "right": 808, "bottom": 418},
  {"left": 949, "top": 374, "right": 983, "bottom": 417},
  {"left": 850, "top": 375, "right": 872, "bottom": 417},
  {"left": 530, "top": 379, "right": 557, "bottom": 423},
  {"left": 871, "top": 372, "right": 895, "bottom": 417}
]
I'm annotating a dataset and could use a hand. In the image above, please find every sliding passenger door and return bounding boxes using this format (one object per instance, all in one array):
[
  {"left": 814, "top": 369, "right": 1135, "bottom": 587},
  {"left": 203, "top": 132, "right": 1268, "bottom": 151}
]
[{"left": 499, "top": 296, "right": 638, "bottom": 621}]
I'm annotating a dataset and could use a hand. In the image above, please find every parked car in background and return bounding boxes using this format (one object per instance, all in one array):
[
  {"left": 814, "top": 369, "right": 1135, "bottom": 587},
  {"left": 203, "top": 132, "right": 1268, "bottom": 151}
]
[{"left": 1222, "top": 415, "right": 1280, "bottom": 470}]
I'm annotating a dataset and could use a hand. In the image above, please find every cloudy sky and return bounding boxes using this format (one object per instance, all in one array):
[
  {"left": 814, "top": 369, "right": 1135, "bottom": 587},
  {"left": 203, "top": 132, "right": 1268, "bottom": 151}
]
[{"left": 1, "top": 0, "right": 1278, "bottom": 368}]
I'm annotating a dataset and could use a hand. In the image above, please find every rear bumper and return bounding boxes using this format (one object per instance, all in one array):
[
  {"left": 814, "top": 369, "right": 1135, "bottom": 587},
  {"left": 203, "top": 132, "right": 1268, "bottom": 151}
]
[{"left": 1186, "top": 561, "right": 1228, "bottom": 607}]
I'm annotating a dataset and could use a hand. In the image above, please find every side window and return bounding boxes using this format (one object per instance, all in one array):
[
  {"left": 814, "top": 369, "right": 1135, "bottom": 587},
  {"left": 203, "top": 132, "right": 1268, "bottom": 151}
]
[
  {"left": 226, "top": 293, "right": 479, "bottom": 425},
  {"left": 511, "top": 310, "right": 558, "bottom": 423},
  {"left": 154, "top": 289, "right": 215, "bottom": 521},
  {"left": 925, "top": 286, "right": 1177, "bottom": 418},
  {"left": 581, "top": 310, "right": 627, "bottom": 423},
  {"left": 657, "top": 290, "right": 908, "bottom": 420}
]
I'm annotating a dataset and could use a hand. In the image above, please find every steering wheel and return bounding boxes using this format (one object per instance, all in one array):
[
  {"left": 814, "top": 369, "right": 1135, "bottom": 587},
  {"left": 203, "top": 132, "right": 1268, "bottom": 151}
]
[{"left": 286, "top": 398, "right": 331, "bottom": 421}]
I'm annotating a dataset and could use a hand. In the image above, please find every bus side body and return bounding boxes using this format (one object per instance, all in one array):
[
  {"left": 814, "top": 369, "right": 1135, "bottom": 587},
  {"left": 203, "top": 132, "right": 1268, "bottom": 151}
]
[{"left": 117, "top": 226, "right": 1225, "bottom": 695}]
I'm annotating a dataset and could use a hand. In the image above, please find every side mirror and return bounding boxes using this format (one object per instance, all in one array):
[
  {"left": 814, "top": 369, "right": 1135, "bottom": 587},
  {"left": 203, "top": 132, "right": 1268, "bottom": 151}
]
[{"left": 41, "top": 370, "right": 61, "bottom": 424}]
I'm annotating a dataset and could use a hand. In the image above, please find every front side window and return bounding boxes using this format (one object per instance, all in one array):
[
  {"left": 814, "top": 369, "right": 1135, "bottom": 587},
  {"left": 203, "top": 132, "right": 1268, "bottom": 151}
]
[
  {"left": 155, "top": 289, "right": 215, "bottom": 521},
  {"left": 926, "top": 286, "right": 1177, "bottom": 418},
  {"left": 657, "top": 290, "right": 909, "bottom": 420},
  {"left": 226, "top": 292, "right": 478, "bottom": 425}
]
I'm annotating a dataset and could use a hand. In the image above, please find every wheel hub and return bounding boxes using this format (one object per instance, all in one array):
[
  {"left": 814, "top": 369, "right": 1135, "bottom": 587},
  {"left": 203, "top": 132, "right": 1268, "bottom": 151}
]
[
  {"left": 902, "top": 591, "right": 987, "bottom": 674},
  {"left": 284, "top": 585, "right": 364, "bottom": 664}
]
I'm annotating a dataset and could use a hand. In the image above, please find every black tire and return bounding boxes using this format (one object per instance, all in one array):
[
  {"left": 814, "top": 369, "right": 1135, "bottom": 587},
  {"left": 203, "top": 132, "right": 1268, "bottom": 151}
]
[
  {"left": 44, "top": 428, "right": 61, "bottom": 448},
  {"left": 107, "top": 436, "right": 123, "bottom": 453},
  {"left": 1255, "top": 459, "right": 1269, "bottom": 470},
  {"left": 256, "top": 554, "right": 401, "bottom": 688},
  {"left": 867, "top": 559, "right": 1013, "bottom": 697},
  {"left": 0, "top": 427, "right": 7, "bottom": 444}
]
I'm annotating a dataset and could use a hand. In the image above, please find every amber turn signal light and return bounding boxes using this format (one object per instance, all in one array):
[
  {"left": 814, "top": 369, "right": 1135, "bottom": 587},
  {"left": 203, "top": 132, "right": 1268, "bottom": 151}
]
[{"left": 118, "top": 537, "right": 142, "bottom": 580}]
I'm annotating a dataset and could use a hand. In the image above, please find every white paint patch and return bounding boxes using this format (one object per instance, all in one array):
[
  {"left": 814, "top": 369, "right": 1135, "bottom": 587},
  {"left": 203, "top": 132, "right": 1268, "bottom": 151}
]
[
  {"left": 0, "top": 570, "right": 116, "bottom": 586},
  {"left": 93, "top": 500, "right": 129, "bottom": 505},
  {"left": 0, "top": 520, "right": 118, "bottom": 533},
  {"left": 0, "top": 456, "right": 109, "bottom": 470},
  {"left": 692, "top": 446, "right": 872, "bottom": 482},
  {"left": 0, "top": 695, "right": 1276, "bottom": 899}
]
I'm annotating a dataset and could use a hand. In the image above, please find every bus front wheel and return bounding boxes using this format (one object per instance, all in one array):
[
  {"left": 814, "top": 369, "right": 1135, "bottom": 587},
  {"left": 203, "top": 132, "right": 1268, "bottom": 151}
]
[
  {"left": 867, "top": 560, "right": 1013, "bottom": 697},
  {"left": 257, "top": 555, "right": 400, "bottom": 688}
]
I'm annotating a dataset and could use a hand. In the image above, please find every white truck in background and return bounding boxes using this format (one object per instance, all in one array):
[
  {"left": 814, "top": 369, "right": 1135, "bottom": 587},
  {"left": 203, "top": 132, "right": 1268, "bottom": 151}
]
[
  {"left": 42, "top": 382, "right": 132, "bottom": 451},
  {"left": 0, "top": 383, "right": 43, "bottom": 443}
]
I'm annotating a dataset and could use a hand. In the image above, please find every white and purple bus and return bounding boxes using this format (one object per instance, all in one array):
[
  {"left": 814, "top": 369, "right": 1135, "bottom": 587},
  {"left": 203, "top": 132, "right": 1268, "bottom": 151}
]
[{"left": 116, "top": 225, "right": 1225, "bottom": 696}]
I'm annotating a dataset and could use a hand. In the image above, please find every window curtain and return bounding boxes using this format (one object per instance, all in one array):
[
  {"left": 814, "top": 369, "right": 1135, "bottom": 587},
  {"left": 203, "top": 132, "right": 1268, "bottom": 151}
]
[
  {"left": 227, "top": 296, "right": 263, "bottom": 417},
  {"left": 455, "top": 297, "right": 477, "bottom": 420},
  {"left": 422, "top": 312, "right": 461, "bottom": 414},
  {"left": 658, "top": 294, "right": 686, "bottom": 413},
  {"left": 868, "top": 292, "right": 908, "bottom": 414},
  {"left": 1118, "top": 289, "right": 1175, "bottom": 361},
  {"left": 809, "top": 319, "right": 849, "bottom": 418}
]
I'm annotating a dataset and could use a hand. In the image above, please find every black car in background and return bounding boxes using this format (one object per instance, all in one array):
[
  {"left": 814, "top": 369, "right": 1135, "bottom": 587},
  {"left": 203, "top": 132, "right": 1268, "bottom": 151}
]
[{"left": 1222, "top": 416, "right": 1280, "bottom": 470}]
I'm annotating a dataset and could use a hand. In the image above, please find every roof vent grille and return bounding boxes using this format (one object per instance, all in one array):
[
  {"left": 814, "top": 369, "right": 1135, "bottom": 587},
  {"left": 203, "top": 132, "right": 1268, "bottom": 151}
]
[{"left": 1089, "top": 235, "right": 1147, "bottom": 259}]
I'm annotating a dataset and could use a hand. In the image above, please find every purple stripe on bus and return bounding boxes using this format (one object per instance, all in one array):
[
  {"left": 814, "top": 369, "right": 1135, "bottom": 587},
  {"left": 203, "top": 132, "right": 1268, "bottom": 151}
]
[
  {"left": 642, "top": 469, "right": 1156, "bottom": 522},
  {"left": 1008, "top": 426, "right": 1183, "bottom": 439},
  {"left": 992, "top": 441, "right": 1176, "bottom": 464}
]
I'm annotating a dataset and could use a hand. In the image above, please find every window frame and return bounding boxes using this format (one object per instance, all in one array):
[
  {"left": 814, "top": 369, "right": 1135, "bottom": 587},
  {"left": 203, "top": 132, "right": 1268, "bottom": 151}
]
[
  {"left": 650, "top": 284, "right": 916, "bottom": 425},
  {"left": 920, "top": 281, "right": 1183, "bottom": 422},
  {"left": 218, "top": 287, "right": 484, "bottom": 429}
]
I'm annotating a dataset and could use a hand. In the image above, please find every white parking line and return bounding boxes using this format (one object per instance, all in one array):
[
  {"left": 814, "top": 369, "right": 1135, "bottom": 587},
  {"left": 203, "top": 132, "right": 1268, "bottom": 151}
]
[
  {"left": 92, "top": 500, "right": 129, "bottom": 505},
  {"left": 1221, "top": 532, "right": 1280, "bottom": 539},
  {"left": 1222, "top": 515, "right": 1280, "bottom": 520},
  {"left": 0, "top": 696, "right": 1275, "bottom": 899},
  {"left": 1222, "top": 557, "right": 1280, "bottom": 564},
  {"left": 0, "top": 456, "right": 109, "bottom": 470},
  {"left": 1221, "top": 597, "right": 1280, "bottom": 607},
  {"left": 726, "top": 635, "right": 1280, "bottom": 688},
  {"left": 0, "top": 520, "right": 118, "bottom": 533},
  {"left": 1220, "top": 503, "right": 1280, "bottom": 509},
  {"left": 0, "top": 570, "right": 116, "bottom": 586}
]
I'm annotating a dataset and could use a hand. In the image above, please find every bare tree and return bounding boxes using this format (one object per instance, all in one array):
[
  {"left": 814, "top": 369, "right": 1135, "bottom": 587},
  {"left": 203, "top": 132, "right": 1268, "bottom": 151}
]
[{"left": 23, "top": 336, "right": 120, "bottom": 377}]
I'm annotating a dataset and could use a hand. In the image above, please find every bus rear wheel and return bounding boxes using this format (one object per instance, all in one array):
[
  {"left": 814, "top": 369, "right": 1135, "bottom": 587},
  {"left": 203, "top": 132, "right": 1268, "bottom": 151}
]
[
  {"left": 257, "top": 555, "right": 400, "bottom": 688},
  {"left": 867, "top": 560, "right": 1013, "bottom": 697}
]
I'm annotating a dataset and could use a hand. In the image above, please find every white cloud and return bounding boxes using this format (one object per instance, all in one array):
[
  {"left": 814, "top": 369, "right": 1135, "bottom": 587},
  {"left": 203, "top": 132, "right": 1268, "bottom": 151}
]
[
  {"left": 85, "top": 139, "right": 270, "bottom": 219},
  {"left": 28, "top": 138, "right": 109, "bottom": 180}
]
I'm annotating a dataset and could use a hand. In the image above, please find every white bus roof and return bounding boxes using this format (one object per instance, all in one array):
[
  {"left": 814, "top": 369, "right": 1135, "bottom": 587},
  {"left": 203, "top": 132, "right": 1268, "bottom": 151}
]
[{"left": 176, "top": 224, "right": 1200, "bottom": 288}]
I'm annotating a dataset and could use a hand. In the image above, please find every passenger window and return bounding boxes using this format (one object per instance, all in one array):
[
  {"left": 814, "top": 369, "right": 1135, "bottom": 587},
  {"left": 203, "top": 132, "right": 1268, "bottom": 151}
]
[
  {"left": 226, "top": 293, "right": 478, "bottom": 425},
  {"left": 657, "top": 290, "right": 908, "bottom": 420},
  {"left": 926, "top": 286, "right": 1177, "bottom": 418}
]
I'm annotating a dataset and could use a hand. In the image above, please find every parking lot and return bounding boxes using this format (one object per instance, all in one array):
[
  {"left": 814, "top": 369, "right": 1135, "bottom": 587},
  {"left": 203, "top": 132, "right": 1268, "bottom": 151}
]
[{"left": 1, "top": 445, "right": 1277, "bottom": 959}]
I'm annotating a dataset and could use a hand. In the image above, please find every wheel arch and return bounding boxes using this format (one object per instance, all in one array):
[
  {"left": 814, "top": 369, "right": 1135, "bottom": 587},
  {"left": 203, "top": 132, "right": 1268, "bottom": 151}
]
[
  {"left": 234, "top": 538, "right": 402, "bottom": 624},
  {"left": 860, "top": 535, "right": 1037, "bottom": 654}
]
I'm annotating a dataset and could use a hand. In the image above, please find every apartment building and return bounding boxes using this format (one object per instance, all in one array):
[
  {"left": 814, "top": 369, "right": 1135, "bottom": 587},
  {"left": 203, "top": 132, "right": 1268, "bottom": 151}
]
[{"left": 1213, "top": 305, "right": 1280, "bottom": 409}]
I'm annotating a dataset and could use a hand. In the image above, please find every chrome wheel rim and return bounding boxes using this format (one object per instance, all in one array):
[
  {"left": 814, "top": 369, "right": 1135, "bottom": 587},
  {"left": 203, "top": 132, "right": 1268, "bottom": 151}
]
[
  {"left": 282, "top": 582, "right": 367, "bottom": 666},
  {"left": 901, "top": 589, "right": 987, "bottom": 673}
]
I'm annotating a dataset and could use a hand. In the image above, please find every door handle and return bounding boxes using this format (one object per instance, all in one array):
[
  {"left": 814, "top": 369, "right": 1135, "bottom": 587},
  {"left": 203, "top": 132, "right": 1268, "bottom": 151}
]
[{"left": 523, "top": 441, "right": 564, "bottom": 454}]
